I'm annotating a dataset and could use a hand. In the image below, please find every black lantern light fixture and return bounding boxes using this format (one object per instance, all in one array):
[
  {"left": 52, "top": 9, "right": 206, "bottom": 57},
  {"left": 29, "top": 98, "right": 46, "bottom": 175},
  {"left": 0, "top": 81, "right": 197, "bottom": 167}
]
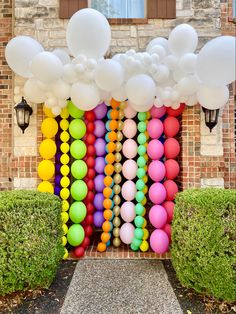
[
  {"left": 14, "top": 97, "right": 33, "bottom": 134},
  {"left": 202, "top": 107, "right": 220, "bottom": 132}
]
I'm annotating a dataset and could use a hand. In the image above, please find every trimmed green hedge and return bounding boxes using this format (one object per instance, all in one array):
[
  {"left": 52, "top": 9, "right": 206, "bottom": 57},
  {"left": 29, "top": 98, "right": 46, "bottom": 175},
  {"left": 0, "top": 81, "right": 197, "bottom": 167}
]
[
  {"left": 171, "top": 188, "right": 236, "bottom": 302},
  {"left": 0, "top": 190, "right": 64, "bottom": 296}
]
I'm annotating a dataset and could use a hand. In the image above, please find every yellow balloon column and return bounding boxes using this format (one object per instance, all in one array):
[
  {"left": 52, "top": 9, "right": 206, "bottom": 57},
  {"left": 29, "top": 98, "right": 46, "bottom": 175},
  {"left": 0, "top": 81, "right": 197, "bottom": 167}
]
[
  {"left": 58, "top": 107, "right": 71, "bottom": 260},
  {"left": 37, "top": 106, "right": 58, "bottom": 194}
]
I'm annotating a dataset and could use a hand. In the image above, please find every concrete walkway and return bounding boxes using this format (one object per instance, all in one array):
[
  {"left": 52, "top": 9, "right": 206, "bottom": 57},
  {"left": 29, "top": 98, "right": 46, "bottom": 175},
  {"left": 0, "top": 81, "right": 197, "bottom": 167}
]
[{"left": 60, "top": 260, "right": 183, "bottom": 314}]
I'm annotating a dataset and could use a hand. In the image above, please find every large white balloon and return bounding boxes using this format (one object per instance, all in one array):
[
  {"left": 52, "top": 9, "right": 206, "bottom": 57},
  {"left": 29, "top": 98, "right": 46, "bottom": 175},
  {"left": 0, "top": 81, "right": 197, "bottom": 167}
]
[
  {"left": 51, "top": 79, "right": 71, "bottom": 100},
  {"left": 71, "top": 82, "right": 100, "bottom": 110},
  {"left": 125, "top": 74, "right": 156, "bottom": 107},
  {"left": 5, "top": 36, "right": 44, "bottom": 78},
  {"left": 66, "top": 8, "right": 111, "bottom": 59},
  {"left": 31, "top": 51, "right": 63, "bottom": 84},
  {"left": 23, "top": 78, "right": 47, "bottom": 103},
  {"left": 168, "top": 24, "right": 198, "bottom": 56},
  {"left": 95, "top": 59, "right": 124, "bottom": 92},
  {"left": 197, "top": 84, "right": 229, "bottom": 110},
  {"left": 196, "top": 36, "right": 236, "bottom": 87}
]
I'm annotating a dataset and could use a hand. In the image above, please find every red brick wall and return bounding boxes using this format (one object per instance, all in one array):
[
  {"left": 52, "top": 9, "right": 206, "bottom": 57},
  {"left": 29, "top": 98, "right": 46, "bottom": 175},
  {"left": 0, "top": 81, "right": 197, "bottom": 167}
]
[{"left": 0, "top": 0, "right": 13, "bottom": 190}]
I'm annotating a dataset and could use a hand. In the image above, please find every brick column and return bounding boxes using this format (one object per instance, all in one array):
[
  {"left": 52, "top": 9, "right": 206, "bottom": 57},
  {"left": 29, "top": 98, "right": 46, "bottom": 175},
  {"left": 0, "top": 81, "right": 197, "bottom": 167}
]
[{"left": 0, "top": 0, "right": 13, "bottom": 190}]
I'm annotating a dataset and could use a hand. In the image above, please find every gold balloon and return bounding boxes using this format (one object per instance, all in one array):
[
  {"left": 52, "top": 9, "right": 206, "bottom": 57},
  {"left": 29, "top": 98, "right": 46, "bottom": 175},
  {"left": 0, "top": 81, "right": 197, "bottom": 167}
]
[
  {"left": 120, "top": 101, "right": 126, "bottom": 110},
  {"left": 113, "top": 237, "right": 121, "bottom": 247},
  {"left": 113, "top": 205, "right": 120, "bottom": 216},
  {"left": 114, "top": 162, "right": 122, "bottom": 173},
  {"left": 113, "top": 195, "right": 121, "bottom": 205},
  {"left": 113, "top": 227, "right": 120, "bottom": 237},
  {"left": 113, "top": 185, "right": 121, "bottom": 195},
  {"left": 117, "top": 121, "right": 123, "bottom": 130},
  {"left": 114, "top": 173, "right": 121, "bottom": 184},
  {"left": 116, "top": 142, "right": 122, "bottom": 152},
  {"left": 116, "top": 131, "right": 123, "bottom": 142},
  {"left": 115, "top": 152, "right": 122, "bottom": 162},
  {"left": 118, "top": 111, "right": 124, "bottom": 119},
  {"left": 113, "top": 216, "right": 121, "bottom": 227}
]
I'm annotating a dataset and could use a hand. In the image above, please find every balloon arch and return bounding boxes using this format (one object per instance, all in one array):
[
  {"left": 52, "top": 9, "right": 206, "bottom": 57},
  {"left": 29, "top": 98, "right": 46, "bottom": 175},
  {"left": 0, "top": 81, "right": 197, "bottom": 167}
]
[{"left": 5, "top": 9, "right": 235, "bottom": 258}]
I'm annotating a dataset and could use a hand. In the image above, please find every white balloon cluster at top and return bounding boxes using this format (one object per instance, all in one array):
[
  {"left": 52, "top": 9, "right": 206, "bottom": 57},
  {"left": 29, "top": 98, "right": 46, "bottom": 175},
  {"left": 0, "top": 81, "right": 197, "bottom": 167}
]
[{"left": 5, "top": 8, "right": 235, "bottom": 115}]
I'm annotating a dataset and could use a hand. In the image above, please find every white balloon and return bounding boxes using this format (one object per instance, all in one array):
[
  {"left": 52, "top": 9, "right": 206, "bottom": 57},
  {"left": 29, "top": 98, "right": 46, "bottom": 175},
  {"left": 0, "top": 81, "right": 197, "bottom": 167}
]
[
  {"left": 125, "top": 74, "right": 156, "bottom": 107},
  {"left": 66, "top": 8, "right": 111, "bottom": 59},
  {"left": 86, "top": 58, "right": 97, "bottom": 70},
  {"left": 31, "top": 51, "right": 63, "bottom": 84},
  {"left": 196, "top": 36, "right": 236, "bottom": 87},
  {"left": 154, "top": 97, "right": 163, "bottom": 108},
  {"left": 164, "top": 54, "right": 179, "bottom": 70},
  {"left": 179, "top": 53, "right": 197, "bottom": 74},
  {"left": 176, "top": 75, "right": 199, "bottom": 96},
  {"left": 149, "top": 45, "right": 166, "bottom": 60},
  {"left": 95, "top": 59, "right": 124, "bottom": 92},
  {"left": 186, "top": 94, "right": 197, "bottom": 107},
  {"left": 168, "top": 24, "right": 198, "bottom": 56},
  {"left": 111, "top": 84, "right": 127, "bottom": 101},
  {"left": 71, "top": 82, "right": 100, "bottom": 110},
  {"left": 58, "top": 99, "right": 67, "bottom": 108},
  {"left": 52, "top": 49, "right": 70, "bottom": 65},
  {"left": 153, "top": 65, "right": 170, "bottom": 83},
  {"left": 45, "top": 97, "right": 58, "bottom": 108},
  {"left": 62, "top": 64, "right": 79, "bottom": 84},
  {"left": 173, "top": 66, "right": 186, "bottom": 82},
  {"left": 52, "top": 79, "right": 71, "bottom": 100},
  {"left": 146, "top": 37, "right": 169, "bottom": 53},
  {"left": 5, "top": 36, "right": 44, "bottom": 78},
  {"left": 130, "top": 102, "right": 153, "bottom": 112},
  {"left": 51, "top": 106, "right": 61, "bottom": 116},
  {"left": 197, "top": 84, "right": 229, "bottom": 110},
  {"left": 23, "top": 78, "right": 47, "bottom": 103}
]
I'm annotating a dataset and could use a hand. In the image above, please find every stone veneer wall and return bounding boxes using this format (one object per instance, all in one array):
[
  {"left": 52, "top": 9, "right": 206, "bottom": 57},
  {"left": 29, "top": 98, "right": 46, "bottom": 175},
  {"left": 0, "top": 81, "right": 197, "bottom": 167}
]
[{"left": 0, "top": 0, "right": 235, "bottom": 190}]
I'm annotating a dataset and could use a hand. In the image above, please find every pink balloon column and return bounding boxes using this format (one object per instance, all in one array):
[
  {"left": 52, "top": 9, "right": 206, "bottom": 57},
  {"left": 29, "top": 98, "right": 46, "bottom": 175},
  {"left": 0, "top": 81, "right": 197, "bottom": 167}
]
[
  {"left": 93, "top": 103, "right": 107, "bottom": 229},
  {"left": 147, "top": 106, "right": 169, "bottom": 254},
  {"left": 120, "top": 105, "right": 137, "bottom": 246}
]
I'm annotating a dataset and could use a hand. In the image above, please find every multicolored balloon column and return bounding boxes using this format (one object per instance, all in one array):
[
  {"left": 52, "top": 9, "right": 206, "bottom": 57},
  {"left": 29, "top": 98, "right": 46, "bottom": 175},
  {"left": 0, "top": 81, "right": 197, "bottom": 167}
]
[{"left": 38, "top": 99, "right": 184, "bottom": 258}]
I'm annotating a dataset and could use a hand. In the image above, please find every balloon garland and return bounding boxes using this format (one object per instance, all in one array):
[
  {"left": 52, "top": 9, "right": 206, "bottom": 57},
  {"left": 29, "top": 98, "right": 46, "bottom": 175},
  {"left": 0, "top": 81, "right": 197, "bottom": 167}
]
[
  {"left": 93, "top": 103, "right": 107, "bottom": 230},
  {"left": 119, "top": 105, "right": 137, "bottom": 246},
  {"left": 67, "top": 101, "right": 87, "bottom": 251},
  {"left": 97, "top": 99, "right": 120, "bottom": 252},
  {"left": 131, "top": 111, "right": 150, "bottom": 252},
  {"left": 112, "top": 101, "right": 126, "bottom": 248}
]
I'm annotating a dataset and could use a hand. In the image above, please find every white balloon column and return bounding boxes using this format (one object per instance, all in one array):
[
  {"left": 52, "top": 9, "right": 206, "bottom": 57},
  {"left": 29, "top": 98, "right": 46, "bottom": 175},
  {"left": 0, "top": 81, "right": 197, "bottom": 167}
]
[{"left": 5, "top": 8, "right": 236, "bottom": 114}]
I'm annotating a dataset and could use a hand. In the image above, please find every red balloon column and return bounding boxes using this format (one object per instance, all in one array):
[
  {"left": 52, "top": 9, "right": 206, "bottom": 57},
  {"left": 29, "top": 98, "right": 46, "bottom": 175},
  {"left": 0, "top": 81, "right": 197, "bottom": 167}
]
[{"left": 73, "top": 110, "right": 96, "bottom": 258}]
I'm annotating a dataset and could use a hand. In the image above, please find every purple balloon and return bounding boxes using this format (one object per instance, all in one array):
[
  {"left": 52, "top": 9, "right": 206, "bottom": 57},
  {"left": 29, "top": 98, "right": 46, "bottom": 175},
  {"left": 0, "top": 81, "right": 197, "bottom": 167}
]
[
  {"left": 94, "top": 102, "right": 107, "bottom": 119},
  {"left": 55, "top": 174, "right": 62, "bottom": 186},
  {"left": 54, "top": 185, "right": 61, "bottom": 196},
  {"left": 94, "top": 174, "right": 105, "bottom": 192},
  {"left": 95, "top": 157, "right": 106, "bottom": 174},
  {"left": 94, "top": 193, "right": 104, "bottom": 211},
  {"left": 95, "top": 138, "right": 106, "bottom": 157},
  {"left": 94, "top": 120, "right": 106, "bottom": 137},
  {"left": 93, "top": 211, "right": 105, "bottom": 228},
  {"left": 55, "top": 132, "right": 61, "bottom": 141},
  {"left": 55, "top": 151, "right": 62, "bottom": 162},
  {"left": 55, "top": 163, "right": 61, "bottom": 173}
]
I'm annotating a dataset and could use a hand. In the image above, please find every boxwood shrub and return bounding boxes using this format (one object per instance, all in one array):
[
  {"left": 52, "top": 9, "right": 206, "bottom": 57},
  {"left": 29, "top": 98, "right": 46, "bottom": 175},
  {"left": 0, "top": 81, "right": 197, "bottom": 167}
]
[
  {"left": 171, "top": 188, "right": 236, "bottom": 302},
  {"left": 0, "top": 190, "right": 64, "bottom": 296}
]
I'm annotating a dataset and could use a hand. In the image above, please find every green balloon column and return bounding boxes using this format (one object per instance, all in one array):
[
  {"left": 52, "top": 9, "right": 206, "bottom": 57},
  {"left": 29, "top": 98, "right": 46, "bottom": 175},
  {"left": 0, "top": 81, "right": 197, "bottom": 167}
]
[{"left": 68, "top": 101, "right": 87, "bottom": 250}]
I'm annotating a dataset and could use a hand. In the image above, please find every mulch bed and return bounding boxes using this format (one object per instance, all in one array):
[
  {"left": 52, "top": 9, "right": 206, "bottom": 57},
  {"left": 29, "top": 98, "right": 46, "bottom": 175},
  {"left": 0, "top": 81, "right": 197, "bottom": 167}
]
[
  {"left": 0, "top": 261, "right": 77, "bottom": 314},
  {"left": 163, "top": 260, "right": 236, "bottom": 314}
]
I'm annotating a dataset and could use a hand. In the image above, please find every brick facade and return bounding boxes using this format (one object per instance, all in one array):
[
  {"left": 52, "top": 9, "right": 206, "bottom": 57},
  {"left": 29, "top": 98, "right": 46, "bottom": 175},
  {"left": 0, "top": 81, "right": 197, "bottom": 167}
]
[{"left": 0, "top": 0, "right": 235, "bottom": 190}]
